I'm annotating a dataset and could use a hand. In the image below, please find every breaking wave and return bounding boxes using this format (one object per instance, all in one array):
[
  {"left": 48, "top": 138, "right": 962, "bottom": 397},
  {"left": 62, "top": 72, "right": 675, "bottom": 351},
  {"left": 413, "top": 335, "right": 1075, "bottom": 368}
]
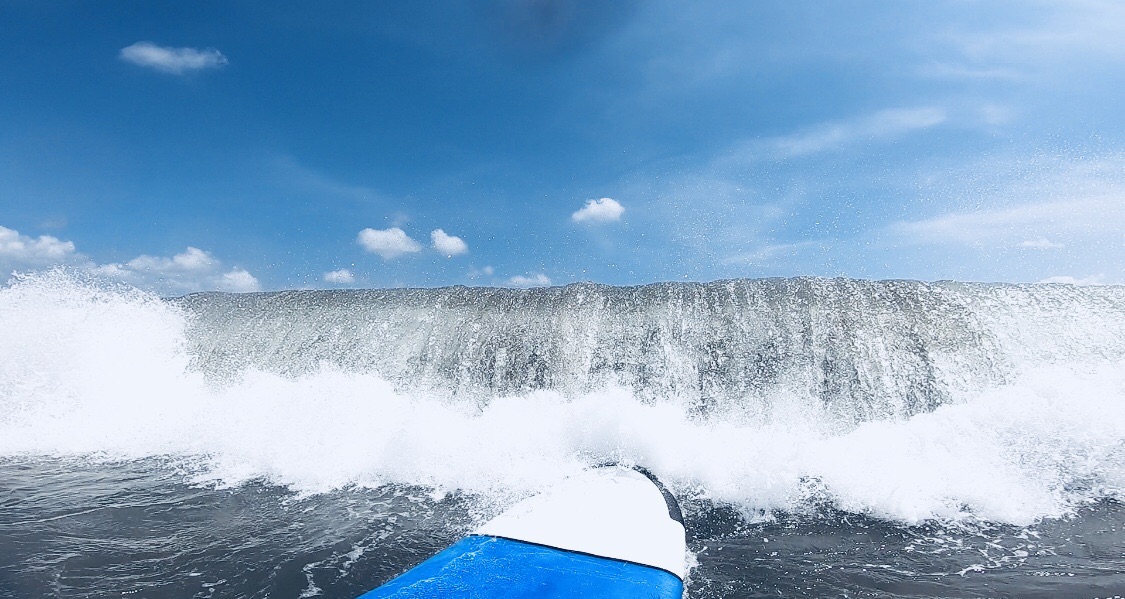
[{"left": 1, "top": 270, "right": 1123, "bottom": 526}]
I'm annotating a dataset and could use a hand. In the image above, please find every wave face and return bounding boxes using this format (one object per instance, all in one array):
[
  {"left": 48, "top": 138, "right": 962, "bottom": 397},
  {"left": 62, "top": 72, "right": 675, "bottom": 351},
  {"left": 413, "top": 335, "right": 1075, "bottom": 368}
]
[
  {"left": 2, "top": 271, "right": 1124, "bottom": 525},
  {"left": 176, "top": 278, "right": 1125, "bottom": 423}
]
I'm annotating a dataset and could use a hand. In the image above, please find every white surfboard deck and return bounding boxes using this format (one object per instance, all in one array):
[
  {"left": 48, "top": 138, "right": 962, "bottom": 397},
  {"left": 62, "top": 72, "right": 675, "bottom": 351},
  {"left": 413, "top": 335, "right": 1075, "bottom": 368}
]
[{"left": 476, "top": 467, "right": 687, "bottom": 579}]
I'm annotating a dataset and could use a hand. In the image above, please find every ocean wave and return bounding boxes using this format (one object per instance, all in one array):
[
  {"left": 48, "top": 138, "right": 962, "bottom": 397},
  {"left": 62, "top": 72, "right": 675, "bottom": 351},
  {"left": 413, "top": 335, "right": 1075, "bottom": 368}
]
[{"left": 1, "top": 270, "right": 1123, "bottom": 526}]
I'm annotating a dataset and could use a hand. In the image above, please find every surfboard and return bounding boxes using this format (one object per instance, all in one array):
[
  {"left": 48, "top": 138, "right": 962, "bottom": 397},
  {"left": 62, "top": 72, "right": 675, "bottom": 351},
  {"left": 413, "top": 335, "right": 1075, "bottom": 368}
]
[{"left": 356, "top": 466, "right": 687, "bottom": 598}]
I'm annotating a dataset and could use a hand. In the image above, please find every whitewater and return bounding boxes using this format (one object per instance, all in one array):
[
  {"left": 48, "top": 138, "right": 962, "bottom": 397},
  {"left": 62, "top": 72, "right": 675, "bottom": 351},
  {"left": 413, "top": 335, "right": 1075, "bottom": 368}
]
[{"left": 2, "top": 270, "right": 1124, "bottom": 597}]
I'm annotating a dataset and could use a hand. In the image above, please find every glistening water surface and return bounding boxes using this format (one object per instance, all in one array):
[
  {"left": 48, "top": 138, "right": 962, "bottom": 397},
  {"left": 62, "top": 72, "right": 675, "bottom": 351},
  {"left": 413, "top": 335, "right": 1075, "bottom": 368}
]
[{"left": 2, "top": 272, "right": 1124, "bottom": 597}]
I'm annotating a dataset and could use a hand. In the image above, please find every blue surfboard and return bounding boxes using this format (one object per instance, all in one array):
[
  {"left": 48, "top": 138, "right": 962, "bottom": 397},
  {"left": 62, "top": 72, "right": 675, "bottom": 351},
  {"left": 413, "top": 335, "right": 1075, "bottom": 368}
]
[{"left": 357, "top": 467, "right": 687, "bottom": 598}]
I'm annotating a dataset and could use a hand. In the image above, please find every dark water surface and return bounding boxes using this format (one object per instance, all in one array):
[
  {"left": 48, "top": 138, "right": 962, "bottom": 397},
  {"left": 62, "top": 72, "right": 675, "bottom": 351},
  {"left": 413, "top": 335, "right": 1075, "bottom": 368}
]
[{"left": 3, "top": 459, "right": 1123, "bottom": 599}]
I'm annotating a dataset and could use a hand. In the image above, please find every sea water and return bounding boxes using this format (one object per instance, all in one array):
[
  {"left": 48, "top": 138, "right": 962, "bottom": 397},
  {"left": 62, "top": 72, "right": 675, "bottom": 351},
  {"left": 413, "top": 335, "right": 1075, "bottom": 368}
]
[{"left": 1, "top": 271, "right": 1123, "bottom": 597}]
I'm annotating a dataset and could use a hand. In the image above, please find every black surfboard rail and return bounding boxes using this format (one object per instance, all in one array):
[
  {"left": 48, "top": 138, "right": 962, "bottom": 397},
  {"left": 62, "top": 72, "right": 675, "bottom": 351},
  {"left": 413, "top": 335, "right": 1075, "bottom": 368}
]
[{"left": 592, "top": 462, "right": 684, "bottom": 525}]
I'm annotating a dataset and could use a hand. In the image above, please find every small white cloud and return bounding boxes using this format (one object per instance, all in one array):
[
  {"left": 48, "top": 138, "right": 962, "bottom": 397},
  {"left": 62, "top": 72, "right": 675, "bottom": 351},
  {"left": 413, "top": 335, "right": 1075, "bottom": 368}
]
[
  {"left": 218, "top": 268, "right": 261, "bottom": 292},
  {"left": 357, "top": 227, "right": 422, "bottom": 260},
  {"left": 324, "top": 268, "right": 356, "bottom": 284},
  {"left": 571, "top": 197, "right": 625, "bottom": 224},
  {"left": 0, "top": 225, "right": 77, "bottom": 264},
  {"left": 431, "top": 229, "right": 468, "bottom": 257},
  {"left": 119, "top": 41, "right": 228, "bottom": 74},
  {"left": 508, "top": 273, "right": 552, "bottom": 287},
  {"left": 1019, "top": 238, "right": 1065, "bottom": 249},
  {"left": 1039, "top": 274, "right": 1106, "bottom": 286}
]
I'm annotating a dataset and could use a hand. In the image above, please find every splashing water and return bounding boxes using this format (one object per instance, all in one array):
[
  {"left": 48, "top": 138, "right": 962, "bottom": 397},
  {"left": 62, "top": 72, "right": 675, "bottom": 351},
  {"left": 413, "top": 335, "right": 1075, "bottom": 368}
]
[{"left": 2, "top": 271, "right": 1124, "bottom": 597}]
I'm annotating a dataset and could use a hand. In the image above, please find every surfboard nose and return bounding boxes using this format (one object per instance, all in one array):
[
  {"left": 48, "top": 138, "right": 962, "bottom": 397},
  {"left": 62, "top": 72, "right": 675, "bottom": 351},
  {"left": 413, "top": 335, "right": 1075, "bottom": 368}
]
[
  {"left": 476, "top": 466, "right": 688, "bottom": 580},
  {"left": 357, "top": 467, "right": 687, "bottom": 598}
]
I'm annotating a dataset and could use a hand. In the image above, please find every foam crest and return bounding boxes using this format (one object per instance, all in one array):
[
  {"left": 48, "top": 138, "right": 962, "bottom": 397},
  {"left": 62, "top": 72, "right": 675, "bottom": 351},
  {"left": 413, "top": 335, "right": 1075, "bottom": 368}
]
[{"left": 1, "top": 272, "right": 1123, "bottom": 527}]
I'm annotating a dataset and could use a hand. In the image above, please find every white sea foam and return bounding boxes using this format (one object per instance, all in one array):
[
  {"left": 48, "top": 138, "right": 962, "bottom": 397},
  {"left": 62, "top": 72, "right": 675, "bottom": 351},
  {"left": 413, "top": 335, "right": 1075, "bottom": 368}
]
[{"left": 1, "top": 271, "right": 1122, "bottom": 526}]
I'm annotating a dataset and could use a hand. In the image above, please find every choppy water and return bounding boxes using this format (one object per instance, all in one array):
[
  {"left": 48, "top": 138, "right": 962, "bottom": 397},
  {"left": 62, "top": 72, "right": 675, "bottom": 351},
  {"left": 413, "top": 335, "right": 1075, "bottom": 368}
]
[{"left": 2, "top": 271, "right": 1124, "bottom": 597}]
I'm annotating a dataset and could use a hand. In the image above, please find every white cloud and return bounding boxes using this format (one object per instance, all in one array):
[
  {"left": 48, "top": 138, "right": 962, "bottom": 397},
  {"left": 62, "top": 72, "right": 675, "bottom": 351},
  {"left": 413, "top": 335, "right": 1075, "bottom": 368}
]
[
  {"left": 571, "top": 197, "right": 625, "bottom": 224},
  {"left": 103, "top": 249, "right": 261, "bottom": 294},
  {"left": 1039, "top": 274, "right": 1107, "bottom": 286},
  {"left": 431, "top": 229, "right": 468, "bottom": 257},
  {"left": 324, "top": 268, "right": 356, "bottom": 284},
  {"left": 770, "top": 107, "right": 947, "bottom": 158},
  {"left": 218, "top": 268, "right": 261, "bottom": 292},
  {"left": 126, "top": 246, "right": 218, "bottom": 273},
  {"left": 109, "top": 247, "right": 261, "bottom": 294},
  {"left": 508, "top": 273, "right": 552, "bottom": 287},
  {"left": 0, "top": 225, "right": 77, "bottom": 265},
  {"left": 1019, "top": 238, "right": 1065, "bottom": 250},
  {"left": 119, "top": 42, "right": 228, "bottom": 74},
  {"left": 1, "top": 225, "right": 263, "bottom": 294},
  {"left": 357, "top": 227, "right": 422, "bottom": 260},
  {"left": 723, "top": 240, "right": 824, "bottom": 266}
]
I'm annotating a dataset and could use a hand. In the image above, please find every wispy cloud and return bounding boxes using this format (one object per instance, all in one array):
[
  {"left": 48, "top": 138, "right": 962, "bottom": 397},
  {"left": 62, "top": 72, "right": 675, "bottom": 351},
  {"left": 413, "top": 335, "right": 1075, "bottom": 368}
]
[
  {"left": 890, "top": 195, "right": 1125, "bottom": 248},
  {"left": 948, "top": 2, "right": 1125, "bottom": 61},
  {"left": 119, "top": 42, "right": 228, "bottom": 75},
  {"left": 271, "top": 156, "right": 385, "bottom": 204},
  {"left": 928, "top": 0, "right": 1125, "bottom": 82},
  {"left": 916, "top": 62, "right": 1023, "bottom": 81},
  {"left": 700, "top": 107, "right": 951, "bottom": 181},
  {"left": 614, "top": 154, "right": 797, "bottom": 278},
  {"left": 723, "top": 240, "right": 825, "bottom": 266},
  {"left": 768, "top": 107, "right": 948, "bottom": 158},
  {"left": 431, "top": 229, "right": 468, "bottom": 257},
  {"left": 357, "top": 227, "right": 422, "bottom": 260},
  {"left": 886, "top": 151, "right": 1125, "bottom": 248},
  {"left": 572, "top": 197, "right": 625, "bottom": 224},
  {"left": 323, "top": 268, "right": 355, "bottom": 284},
  {"left": 839, "top": 152, "right": 1125, "bottom": 283}
]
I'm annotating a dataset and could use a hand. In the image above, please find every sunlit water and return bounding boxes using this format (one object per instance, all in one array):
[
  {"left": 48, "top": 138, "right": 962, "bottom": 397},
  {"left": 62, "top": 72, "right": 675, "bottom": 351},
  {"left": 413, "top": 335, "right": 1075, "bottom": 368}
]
[{"left": 2, "top": 272, "right": 1124, "bottom": 597}]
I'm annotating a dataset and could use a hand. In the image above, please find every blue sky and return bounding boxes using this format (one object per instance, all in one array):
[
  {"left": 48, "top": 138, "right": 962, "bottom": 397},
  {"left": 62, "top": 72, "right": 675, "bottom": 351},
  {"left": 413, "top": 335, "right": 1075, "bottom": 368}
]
[{"left": 2, "top": 1, "right": 1124, "bottom": 293}]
